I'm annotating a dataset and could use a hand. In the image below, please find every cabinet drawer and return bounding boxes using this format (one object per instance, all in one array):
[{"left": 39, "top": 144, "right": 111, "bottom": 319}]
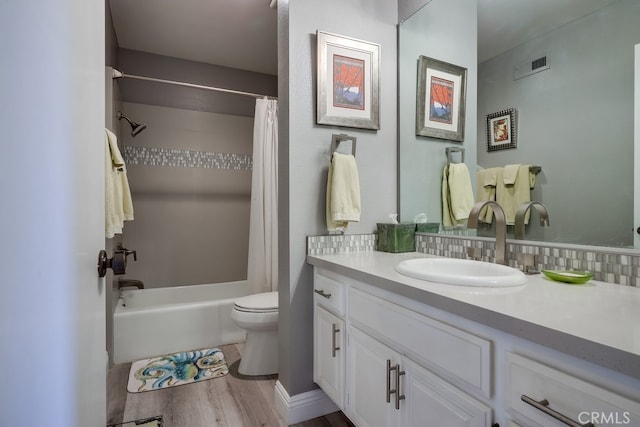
[
  {"left": 314, "top": 270, "right": 346, "bottom": 316},
  {"left": 349, "top": 287, "right": 491, "bottom": 397},
  {"left": 506, "top": 352, "right": 640, "bottom": 427}
]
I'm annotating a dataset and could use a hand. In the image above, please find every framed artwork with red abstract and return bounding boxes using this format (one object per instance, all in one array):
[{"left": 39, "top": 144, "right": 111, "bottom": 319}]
[
  {"left": 316, "top": 31, "right": 380, "bottom": 130},
  {"left": 416, "top": 56, "right": 467, "bottom": 141}
]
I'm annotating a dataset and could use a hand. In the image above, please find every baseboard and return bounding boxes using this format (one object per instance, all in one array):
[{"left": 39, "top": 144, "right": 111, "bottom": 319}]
[{"left": 274, "top": 380, "right": 339, "bottom": 425}]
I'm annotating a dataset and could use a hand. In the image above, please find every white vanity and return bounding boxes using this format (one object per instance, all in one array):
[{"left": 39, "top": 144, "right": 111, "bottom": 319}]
[{"left": 308, "top": 251, "right": 640, "bottom": 427}]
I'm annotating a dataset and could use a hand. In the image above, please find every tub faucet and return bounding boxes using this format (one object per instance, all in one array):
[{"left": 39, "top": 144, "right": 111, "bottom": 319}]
[
  {"left": 514, "top": 201, "right": 550, "bottom": 240},
  {"left": 467, "top": 201, "right": 507, "bottom": 265},
  {"left": 117, "top": 278, "right": 145, "bottom": 290}
]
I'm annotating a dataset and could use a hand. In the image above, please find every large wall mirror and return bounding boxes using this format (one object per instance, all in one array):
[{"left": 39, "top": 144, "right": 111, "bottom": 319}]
[{"left": 399, "top": 0, "right": 640, "bottom": 248}]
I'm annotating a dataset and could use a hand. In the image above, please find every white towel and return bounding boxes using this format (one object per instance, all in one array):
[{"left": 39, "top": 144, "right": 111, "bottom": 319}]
[
  {"left": 326, "top": 152, "right": 361, "bottom": 231},
  {"left": 442, "top": 163, "right": 475, "bottom": 228},
  {"left": 105, "top": 129, "right": 134, "bottom": 238}
]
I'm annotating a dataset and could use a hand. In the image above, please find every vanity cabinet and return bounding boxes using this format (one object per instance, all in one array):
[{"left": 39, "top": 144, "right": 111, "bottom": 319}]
[
  {"left": 313, "top": 269, "right": 492, "bottom": 427},
  {"left": 310, "top": 254, "right": 640, "bottom": 427}
]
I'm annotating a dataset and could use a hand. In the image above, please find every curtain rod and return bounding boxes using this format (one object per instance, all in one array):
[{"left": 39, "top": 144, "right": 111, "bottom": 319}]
[{"left": 111, "top": 69, "right": 277, "bottom": 100}]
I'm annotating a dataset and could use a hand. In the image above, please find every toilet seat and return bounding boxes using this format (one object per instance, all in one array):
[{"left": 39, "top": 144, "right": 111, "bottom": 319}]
[{"left": 233, "top": 291, "right": 278, "bottom": 313}]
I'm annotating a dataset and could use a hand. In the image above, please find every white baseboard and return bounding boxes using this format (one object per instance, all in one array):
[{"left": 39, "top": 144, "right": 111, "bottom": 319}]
[{"left": 274, "top": 380, "right": 339, "bottom": 425}]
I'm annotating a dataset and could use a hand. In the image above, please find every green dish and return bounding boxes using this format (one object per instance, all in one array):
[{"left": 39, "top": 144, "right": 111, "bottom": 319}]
[{"left": 541, "top": 269, "right": 593, "bottom": 284}]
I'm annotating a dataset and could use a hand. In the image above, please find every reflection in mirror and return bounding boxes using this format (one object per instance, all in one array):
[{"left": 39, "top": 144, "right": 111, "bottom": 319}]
[{"left": 399, "top": 0, "right": 640, "bottom": 248}]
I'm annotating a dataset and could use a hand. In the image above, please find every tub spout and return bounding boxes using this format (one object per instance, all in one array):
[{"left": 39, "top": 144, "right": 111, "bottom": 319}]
[{"left": 117, "top": 278, "right": 145, "bottom": 290}]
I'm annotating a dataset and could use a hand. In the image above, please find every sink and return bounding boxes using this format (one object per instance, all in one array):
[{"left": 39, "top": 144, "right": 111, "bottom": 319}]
[{"left": 395, "top": 258, "right": 527, "bottom": 287}]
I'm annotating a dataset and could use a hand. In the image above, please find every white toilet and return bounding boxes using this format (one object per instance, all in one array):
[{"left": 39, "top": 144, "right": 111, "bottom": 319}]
[{"left": 231, "top": 291, "right": 279, "bottom": 376}]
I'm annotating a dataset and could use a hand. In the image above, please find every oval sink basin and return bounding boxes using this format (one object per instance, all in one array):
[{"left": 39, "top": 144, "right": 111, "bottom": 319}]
[{"left": 395, "top": 258, "right": 527, "bottom": 287}]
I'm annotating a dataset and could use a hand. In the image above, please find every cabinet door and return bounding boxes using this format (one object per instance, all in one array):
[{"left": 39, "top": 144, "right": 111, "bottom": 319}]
[
  {"left": 347, "top": 326, "right": 401, "bottom": 427},
  {"left": 314, "top": 305, "right": 345, "bottom": 408},
  {"left": 401, "top": 357, "right": 492, "bottom": 427}
]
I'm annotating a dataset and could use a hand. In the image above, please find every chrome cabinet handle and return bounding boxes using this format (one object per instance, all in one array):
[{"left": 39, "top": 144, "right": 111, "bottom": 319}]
[
  {"left": 386, "top": 359, "right": 395, "bottom": 403},
  {"left": 395, "top": 365, "right": 405, "bottom": 410},
  {"left": 314, "top": 289, "right": 332, "bottom": 299},
  {"left": 521, "top": 395, "right": 594, "bottom": 427},
  {"left": 331, "top": 323, "right": 340, "bottom": 357}
]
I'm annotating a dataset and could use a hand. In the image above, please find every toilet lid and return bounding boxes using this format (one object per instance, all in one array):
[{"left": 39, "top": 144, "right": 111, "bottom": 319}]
[{"left": 234, "top": 291, "right": 278, "bottom": 312}]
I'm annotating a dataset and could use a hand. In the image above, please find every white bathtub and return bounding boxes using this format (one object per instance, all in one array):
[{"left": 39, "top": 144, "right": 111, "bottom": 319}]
[{"left": 113, "top": 280, "right": 249, "bottom": 364}]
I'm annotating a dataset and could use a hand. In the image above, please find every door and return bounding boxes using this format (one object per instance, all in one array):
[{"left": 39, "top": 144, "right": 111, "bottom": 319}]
[
  {"left": 314, "top": 305, "right": 345, "bottom": 407},
  {"left": 0, "top": 1, "right": 106, "bottom": 426},
  {"left": 634, "top": 44, "right": 640, "bottom": 246},
  {"left": 347, "top": 326, "right": 401, "bottom": 427},
  {"left": 401, "top": 357, "right": 491, "bottom": 427}
]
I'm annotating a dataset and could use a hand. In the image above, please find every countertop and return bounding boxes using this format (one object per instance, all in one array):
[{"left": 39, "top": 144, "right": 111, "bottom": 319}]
[{"left": 307, "top": 251, "right": 640, "bottom": 381}]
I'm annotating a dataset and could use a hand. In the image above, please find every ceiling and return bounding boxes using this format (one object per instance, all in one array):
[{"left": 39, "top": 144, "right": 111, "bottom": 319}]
[
  {"left": 109, "top": 0, "right": 621, "bottom": 76},
  {"left": 108, "top": 0, "right": 278, "bottom": 76},
  {"left": 477, "top": 0, "right": 621, "bottom": 63}
]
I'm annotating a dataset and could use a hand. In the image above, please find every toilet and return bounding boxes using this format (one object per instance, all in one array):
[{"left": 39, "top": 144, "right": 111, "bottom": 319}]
[{"left": 231, "top": 291, "right": 279, "bottom": 376}]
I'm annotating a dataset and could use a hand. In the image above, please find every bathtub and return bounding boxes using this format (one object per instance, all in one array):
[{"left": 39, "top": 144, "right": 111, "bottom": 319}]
[{"left": 113, "top": 280, "right": 249, "bottom": 364}]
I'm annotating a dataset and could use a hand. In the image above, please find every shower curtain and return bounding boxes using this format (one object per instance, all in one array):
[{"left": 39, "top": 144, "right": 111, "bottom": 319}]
[{"left": 247, "top": 97, "right": 278, "bottom": 294}]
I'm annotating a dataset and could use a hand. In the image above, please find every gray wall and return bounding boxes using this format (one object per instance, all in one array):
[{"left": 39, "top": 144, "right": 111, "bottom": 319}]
[
  {"left": 398, "top": 0, "right": 478, "bottom": 223},
  {"left": 119, "top": 102, "right": 253, "bottom": 288},
  {"left": 278, "top": 0, "right": 398, "bottom": 396},
  {"left": 105, "top": 1, "right": 118, "bottom": 67},
  {"left": 477, "top": 0, "right": 639, "bottom": 246},
  {"left": 118, "top": 49, "right": 276, "bottom": 117}
]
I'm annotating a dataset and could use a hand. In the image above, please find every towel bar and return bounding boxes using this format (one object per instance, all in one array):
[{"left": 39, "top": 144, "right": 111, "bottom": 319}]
[{"left": 331, "top": 134, "right": 357, "bottom": 157}]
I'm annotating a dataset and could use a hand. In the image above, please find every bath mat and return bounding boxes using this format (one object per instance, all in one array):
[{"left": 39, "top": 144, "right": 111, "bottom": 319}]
[{"left": 127, "top": 348, "right": 228, "bottom": 393}]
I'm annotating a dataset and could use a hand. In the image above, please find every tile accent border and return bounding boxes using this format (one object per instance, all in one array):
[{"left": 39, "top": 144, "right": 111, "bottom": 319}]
[
  {"left": 123, "top": 146, "right": 252, "bottom": 170},
  {"left": 416, "top": 233, "right": 640, "bottom": 287},
  {"left": 307, "top": 234, "right": 376, "bottom": 255}
]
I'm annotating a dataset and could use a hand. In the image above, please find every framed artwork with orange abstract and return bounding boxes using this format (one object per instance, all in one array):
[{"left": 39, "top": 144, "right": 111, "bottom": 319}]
[
  {"left": 416, "top": 56, "right": 467, "bottom": 142},
  {"left": 316, "top": 31, "right": 380, "bottom": 130}
]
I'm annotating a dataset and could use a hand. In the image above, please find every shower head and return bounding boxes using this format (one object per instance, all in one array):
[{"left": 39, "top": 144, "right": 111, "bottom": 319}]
[{"left": 117, "top": 112, "right": 147, "bottom": 137}]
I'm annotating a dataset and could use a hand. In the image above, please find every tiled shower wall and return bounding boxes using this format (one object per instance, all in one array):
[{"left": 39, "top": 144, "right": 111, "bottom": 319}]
[
  {"left": 119, "top": 102, "right": 253, "bottom": 288},
  {"left": 307, "top": 233, "right": 640, "bottom": 287}
]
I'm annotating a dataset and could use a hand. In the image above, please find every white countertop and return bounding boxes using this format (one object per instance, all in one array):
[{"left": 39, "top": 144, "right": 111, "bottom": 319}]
[{"left": 307, "top": 251, "right": 640, "bottom": 380}]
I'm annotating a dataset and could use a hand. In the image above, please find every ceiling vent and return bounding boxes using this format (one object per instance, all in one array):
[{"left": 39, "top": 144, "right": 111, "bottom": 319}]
[{"left": 514, "top": 55, "right": 550, "bottom": 81}]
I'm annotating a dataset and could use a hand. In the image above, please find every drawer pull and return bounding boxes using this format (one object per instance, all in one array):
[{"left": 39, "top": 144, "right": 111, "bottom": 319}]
[
  {"left": 331, "top": 323, "right": 340, "bottom": 357},
  {"left": 386, "top": 359, "right": 395, "bottom": 403},
  {"left": 314, "top": 289, "right": 332, "bottom": 299},
  {"left": 521, "top": 395, "right": 594, "bottom": 427}
]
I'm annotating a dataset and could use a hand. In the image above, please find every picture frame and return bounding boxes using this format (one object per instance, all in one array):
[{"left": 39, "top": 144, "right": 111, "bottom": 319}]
[
  {"left": 316, "top": 31, "right": 380, "bottom": 130},
  {"left": 416, "top": 56, "right": 467, "bottom": 141},
  {"left": 486, "top": 108, "right": 517, "bottom": 151}
]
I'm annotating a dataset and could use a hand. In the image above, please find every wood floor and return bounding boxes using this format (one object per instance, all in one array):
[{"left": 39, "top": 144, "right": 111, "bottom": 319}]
[{"left": 107, "top": 343, "right": 354, "bottom": 427}]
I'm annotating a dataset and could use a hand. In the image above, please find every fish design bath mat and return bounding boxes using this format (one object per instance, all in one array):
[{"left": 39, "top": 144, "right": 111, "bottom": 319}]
[{"left": 127, "top": 347, "right": 228, "bottom": 393}]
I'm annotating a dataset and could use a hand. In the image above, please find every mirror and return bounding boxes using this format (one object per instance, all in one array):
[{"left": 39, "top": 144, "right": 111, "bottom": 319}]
[{"left": 399, "top": 0, "right": 640, "bottom": 248}]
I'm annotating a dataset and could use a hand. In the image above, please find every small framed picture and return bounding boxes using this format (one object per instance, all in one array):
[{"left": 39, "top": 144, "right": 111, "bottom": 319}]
[
  {"left": 486, "top": 108, "right": 517, "bottom": 151},
  {"left": 316, "top": 31, "right": 380, "bottom": 130},
  {"left": 415, "top": 56, "right": 467, "bottom": 141}
]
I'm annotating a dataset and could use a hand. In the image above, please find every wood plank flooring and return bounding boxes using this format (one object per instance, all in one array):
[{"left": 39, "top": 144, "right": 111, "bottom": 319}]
[{"left": 107, "top": 343, "right": 354, "bottom": 427}]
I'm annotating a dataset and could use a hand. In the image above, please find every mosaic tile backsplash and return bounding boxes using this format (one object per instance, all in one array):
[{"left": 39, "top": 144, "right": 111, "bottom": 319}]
[
  {"left": 308, "top": 233, "right": 640, "bottom": 287},
  {"left": 307, "top": 234, "right": 376, "bottom": 255},
  {"left": 124, "top": 146, "right": 252, "bottom": 170}
]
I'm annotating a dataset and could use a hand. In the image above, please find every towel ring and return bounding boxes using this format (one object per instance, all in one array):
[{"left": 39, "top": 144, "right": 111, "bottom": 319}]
[
  {"left": 331, "top": 134, "right": 357, "bottom": 157},
  {"left": 446, "top": 146, "right": 464, "bottom": 164}
]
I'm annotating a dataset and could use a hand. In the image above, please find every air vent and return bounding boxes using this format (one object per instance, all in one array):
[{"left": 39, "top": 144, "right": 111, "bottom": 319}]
[{"left": 514, "top": 55, "right": 550, "bottom": 81}]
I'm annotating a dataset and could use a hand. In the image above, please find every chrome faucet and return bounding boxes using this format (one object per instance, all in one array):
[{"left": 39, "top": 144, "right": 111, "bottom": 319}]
[
  {"left": 514, "top": 201, "right": 550, "bottom": 240},
  {"left": 467, "top": 201, "right": 507, "bottom": 265}
]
